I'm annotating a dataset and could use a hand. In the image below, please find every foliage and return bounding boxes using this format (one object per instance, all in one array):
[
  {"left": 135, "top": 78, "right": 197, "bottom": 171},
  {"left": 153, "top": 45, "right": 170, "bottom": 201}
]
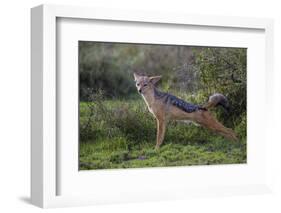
[
  {"left": 194, "top": 48, "right": 246, "bottom": 126},
  {"left": 79, "top": 98, "right": 246, "bottom": 170},
  {"left": 79, "top": 42, "right": 200, "bottom": 100}
]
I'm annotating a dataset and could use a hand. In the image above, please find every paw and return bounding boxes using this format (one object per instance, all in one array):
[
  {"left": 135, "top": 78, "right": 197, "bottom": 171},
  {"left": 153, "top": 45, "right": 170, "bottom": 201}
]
[{"left": 154, "top": 145, "right": 160, "bottom": 150}]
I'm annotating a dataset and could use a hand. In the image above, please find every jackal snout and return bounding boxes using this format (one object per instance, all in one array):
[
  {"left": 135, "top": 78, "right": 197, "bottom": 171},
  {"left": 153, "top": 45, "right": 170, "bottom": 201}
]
[{"left": 133, "top": 73, "right": 161, "bottom": 95}]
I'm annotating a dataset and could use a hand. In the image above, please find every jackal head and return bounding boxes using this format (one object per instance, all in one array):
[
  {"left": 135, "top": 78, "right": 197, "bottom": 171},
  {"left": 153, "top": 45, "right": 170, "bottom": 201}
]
[{"left": 133, "top": 73, "right": 162, "bottom": 94}]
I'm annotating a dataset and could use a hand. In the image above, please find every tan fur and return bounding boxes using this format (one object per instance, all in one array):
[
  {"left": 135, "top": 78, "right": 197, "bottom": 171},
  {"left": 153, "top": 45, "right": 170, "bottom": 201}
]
[{"left": 134, "top": 73, "right": 238, "bottom": 149}]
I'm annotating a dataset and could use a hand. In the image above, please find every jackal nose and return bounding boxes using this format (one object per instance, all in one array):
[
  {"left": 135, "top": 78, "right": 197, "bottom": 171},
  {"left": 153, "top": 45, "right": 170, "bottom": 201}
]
[{"left": 138, "top": 89, "right": 142, "bottom": 93}]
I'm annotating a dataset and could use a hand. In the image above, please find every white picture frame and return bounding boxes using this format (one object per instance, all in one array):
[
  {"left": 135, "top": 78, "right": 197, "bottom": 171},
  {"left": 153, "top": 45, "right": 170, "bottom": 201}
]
[{"left": 31, "top": 4, "right": 274, "bottom": 208}]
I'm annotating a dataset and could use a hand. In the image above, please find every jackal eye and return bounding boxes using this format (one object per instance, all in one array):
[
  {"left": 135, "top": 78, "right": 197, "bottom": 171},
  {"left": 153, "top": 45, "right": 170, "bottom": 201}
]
[
  {"left": 136, "top": 83, "right": 140, "bottom": 86},
  {"left": 143, "top": 83, "right": 148, "bottom": 87}
]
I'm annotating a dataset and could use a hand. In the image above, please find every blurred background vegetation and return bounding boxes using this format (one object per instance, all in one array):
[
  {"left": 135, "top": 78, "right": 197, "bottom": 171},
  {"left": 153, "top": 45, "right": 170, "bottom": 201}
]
[{"left": 79, "top": 41, "right": 247, "bottom": 170}]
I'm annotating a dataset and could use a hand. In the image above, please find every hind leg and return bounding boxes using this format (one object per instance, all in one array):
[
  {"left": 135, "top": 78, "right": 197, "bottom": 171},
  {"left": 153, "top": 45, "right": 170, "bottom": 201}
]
[{"left": 194, "top": 111, "right": 238, "bottom": 141}]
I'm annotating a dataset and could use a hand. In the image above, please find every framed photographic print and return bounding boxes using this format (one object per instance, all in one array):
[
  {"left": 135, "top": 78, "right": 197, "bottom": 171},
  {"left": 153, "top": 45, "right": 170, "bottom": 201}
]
[{"left": 31, "top": 4, "right": 274, "bottom": 208}]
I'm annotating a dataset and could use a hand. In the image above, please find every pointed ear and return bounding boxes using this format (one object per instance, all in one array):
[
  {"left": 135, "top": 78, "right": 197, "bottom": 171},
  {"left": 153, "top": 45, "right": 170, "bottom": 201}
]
[
  {"left": 149, "top": 76, "right": 162, "bottom": 84},
  {"left": 133, "top": 73, "right": 140, "bottom": 81}
]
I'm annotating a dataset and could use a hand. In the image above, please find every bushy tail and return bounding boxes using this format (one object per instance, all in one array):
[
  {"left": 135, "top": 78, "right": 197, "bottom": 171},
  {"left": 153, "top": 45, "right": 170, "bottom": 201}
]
[{"left": 203, "top": 93, "right": 230, "bottom": 112}]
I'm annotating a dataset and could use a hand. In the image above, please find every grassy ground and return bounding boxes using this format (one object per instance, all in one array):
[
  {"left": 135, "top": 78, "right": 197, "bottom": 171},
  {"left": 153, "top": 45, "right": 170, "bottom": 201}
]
[{"left": 79, "top": 97, "right": 246, "bottom": 170}]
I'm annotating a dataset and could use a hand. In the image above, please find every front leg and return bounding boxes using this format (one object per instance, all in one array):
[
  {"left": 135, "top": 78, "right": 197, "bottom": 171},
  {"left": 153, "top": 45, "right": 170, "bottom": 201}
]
[{"left": 155, "top": 118, "right": 167, "bottom": 149}]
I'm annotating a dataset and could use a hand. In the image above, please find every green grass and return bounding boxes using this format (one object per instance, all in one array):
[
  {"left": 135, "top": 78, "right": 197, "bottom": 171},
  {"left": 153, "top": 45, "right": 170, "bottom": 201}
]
[{"left": 79, "top": 97, "right": 246, "bottom": 170}]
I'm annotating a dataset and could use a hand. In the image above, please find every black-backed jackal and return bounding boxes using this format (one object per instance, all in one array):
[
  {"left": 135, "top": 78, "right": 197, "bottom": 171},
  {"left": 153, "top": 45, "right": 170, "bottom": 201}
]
[{"left": 133, "top": 73, "right": 238, "bottom": 149}]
